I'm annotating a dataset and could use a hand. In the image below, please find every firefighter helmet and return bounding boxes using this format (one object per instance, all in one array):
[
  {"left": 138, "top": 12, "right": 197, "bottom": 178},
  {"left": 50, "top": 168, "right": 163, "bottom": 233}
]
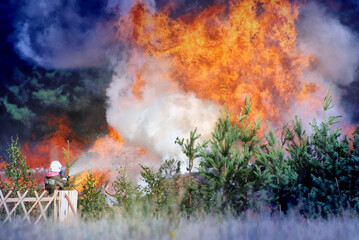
[{"left": 50, "top": 161, "right": 62, "bottom": 172}]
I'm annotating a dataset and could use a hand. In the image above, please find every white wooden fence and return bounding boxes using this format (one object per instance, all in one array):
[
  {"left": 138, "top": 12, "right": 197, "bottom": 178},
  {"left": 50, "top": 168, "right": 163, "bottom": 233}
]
[{"left": 0, "top": 190, "right": 78, "bottom": 223}]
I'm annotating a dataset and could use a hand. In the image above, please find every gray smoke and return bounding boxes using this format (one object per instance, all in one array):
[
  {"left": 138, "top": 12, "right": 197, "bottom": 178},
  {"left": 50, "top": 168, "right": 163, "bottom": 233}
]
[
  {"left": 290, "top": 1, "right": 359, "bottom": 126},
  {"left": 298, "top": 2, "right": 359, "bottom": 86},
  {"left": 12, "top": 0, "right": 156, "bottom": 69}
]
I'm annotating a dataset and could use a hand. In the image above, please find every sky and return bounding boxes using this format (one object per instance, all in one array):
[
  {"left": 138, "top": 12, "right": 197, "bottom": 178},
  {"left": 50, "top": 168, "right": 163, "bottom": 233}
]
[{"left": 0, "top": 0, "right": 359, "bottom": 159}]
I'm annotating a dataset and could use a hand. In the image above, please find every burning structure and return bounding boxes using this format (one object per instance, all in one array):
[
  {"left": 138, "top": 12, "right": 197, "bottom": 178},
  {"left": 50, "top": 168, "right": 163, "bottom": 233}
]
[{"left": 1, "top": 0, "right": 359, "bottom": 188}]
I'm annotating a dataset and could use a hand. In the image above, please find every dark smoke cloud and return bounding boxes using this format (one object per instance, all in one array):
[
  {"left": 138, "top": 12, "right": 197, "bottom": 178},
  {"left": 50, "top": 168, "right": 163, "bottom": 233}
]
[{"left": 0, "top": 66, "right": 112, "bottom": 158}]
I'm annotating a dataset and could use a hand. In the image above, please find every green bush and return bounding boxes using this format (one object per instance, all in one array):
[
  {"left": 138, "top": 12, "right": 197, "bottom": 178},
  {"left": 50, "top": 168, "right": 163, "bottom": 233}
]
[
  {"left": 283, "top": 88, "right": 359, "bottom": 218},
  {"left": 112, "top": 168, "right": 141, "bottom": 213},
  {"left": 195, "top": 99, "right": 263, "bottom": 213},
  {"left": 1, "top": 136, "right": 39, "bottom": 195},
  {"left": 256, "top": 122, "right": 297, "bottom": 213},
  {"left": 79, "top": 171, "right": 109, "bottom": 220}
]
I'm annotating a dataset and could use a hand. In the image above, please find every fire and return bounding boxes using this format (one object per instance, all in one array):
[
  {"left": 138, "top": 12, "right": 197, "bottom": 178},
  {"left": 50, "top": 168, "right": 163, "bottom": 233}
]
[
  {"left": 117, "top": 0, "right": 317, "bottom": 122},
  {"left": 108, "top": 125, "right": 125, "bottom": 145},
  {"left": 16, "top": 116, "right": 128, "bottom": 191},
  {"left": 21, "top": 115, "right": 85, "bottom": 169},
  {"left": 87, "top": 125, "right": 124, "bottom": 161},
  {"left": 5, "top": 0, "right": 353, "bottom": 192},
  {"left": 85, "top": 125, "right": 152, "bottom": 175},
  {"left": 72, "top": 169, "right": 110, "bottom": 193}
]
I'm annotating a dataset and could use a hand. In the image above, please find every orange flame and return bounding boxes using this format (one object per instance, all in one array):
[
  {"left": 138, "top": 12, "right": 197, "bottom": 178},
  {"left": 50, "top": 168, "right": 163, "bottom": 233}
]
[
  {"left": 117, "top": 0, "right": 317, "bottom": 121},
  {"left": 21, "top": 115, "right": 85, "bottom": 169},
  {"left": 17, "top": 118, "right": 127, "bottom": 190},
  {"left": 72, "top": 169, "right": 110, "bottom": 193}
]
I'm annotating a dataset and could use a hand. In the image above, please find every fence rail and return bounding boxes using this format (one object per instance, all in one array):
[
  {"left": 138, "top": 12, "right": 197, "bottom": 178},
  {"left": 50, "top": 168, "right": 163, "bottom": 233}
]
[{"left": 0, "top": 190, "right": 78, "bottom": 224}]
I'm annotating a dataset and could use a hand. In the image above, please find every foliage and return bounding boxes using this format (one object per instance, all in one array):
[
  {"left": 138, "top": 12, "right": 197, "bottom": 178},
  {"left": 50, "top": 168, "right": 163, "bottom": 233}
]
[
  {"left": 140, "top": 164, "right": 171, "bottom": 213},
  {"left": 175, "top": 128, "right": 208, "bottom": 213},
  {"left": 79, "top": 171, "right": 109, "bottom": 220},
  {"left": 159, "top": 159, "right": 181, "bottom": 179},
  {"left": 197, "top": 99, "right": 263, "bottom": 212},
  {"left": 1, "top": 136, "right": 39, "bottom": 195},
  {"left": 256, "top": 122, "right": 297, "bottom": 213},
  {"left": 62, "top": 140, "right": 79, "bottom": 190},
  {"left": 346, "top": 127, "right": 359, "bottom": 212},
  {"left": 282, "top": 87, "right": 359, "bottom": 218},
  {"left": 112, "top": 168, "right": 141, "bottom": 212},
  {"left": 3, "top": 88, "right": 359, "bottom": 220}
]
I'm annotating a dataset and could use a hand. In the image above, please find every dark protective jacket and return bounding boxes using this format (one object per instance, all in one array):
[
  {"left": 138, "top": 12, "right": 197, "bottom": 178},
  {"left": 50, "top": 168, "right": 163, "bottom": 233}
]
[{"left": 44, "top": 174, "right": 68, "bottom": 194}]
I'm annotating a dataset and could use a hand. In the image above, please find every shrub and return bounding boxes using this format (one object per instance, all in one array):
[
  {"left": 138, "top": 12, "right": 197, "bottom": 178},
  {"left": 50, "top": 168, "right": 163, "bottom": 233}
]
[
  {"left": 112, "top": 168, "right": 141, "bottom": 213},
  {"left": 283, "top": 87, "right": 359, "bottom": 218},
  {"left": 256, "top": 122, "right": 297, "bottom": 213},
  {"left": 1, "top": 136, "right": 39, "bottom": 195},
  {"left": 196, "top": 98, "right": 263, "bottom": 213},
  {"left": 79, "top": 171, "right": 109, "bottom": 220},
  {"left": 175, "top": 128, "right": 208, "bottom": 214}
]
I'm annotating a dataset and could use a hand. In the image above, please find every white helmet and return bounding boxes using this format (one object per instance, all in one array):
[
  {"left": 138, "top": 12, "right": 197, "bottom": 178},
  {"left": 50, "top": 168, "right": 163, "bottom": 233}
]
[{"left": 50, "top": 161, "right": 62, "bottom": 172}]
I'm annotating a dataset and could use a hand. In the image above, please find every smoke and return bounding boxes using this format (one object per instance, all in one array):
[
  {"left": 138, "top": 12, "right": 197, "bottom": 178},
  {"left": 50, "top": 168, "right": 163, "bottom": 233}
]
[
  {"left": 4, "top": 0, "right": 359, "bottom": 171},
  {"left": 106, "top": 57, "right": 221, "bottom": 160},
  {"left": 290, "top": 1, "right": 359, "bottom": 126},
  {"left": 298, "top": 2, "right": 359, "bottom": 86},
  {"left": 12, "top": 0, "right": 156, "bottom": 69},
  {"left": 0, "top": 97, "right": 35, "bottom": 127},
  {"left": 69, "top": 135, "right": 161, "bottom": 181}
]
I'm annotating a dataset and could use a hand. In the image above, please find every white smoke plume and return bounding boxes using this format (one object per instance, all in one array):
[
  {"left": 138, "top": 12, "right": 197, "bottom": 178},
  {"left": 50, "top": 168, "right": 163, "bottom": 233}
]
[
  {"left": 106, "top": 56, "right": 221, "bottom": 161},
  {"left": 69, "top": 135, "right": 161, "bottom": 179}
]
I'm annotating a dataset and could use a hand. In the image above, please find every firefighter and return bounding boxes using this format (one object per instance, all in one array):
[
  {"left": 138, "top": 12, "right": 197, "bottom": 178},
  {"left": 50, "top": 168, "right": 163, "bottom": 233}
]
[{"left": 44, "top": 160, "right": 68, "bottom": 194}]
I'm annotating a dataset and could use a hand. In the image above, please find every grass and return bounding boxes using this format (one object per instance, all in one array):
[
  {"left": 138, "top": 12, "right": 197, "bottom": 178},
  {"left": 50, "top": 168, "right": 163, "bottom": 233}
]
[{"left": 2, "top": 211, "right": 359, "bottom": 240}]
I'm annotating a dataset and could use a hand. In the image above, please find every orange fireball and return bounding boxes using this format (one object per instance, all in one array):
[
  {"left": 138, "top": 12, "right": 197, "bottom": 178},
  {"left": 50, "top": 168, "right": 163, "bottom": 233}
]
[{"left": 117, "top": 0, "right": 317, "bottom": 122}]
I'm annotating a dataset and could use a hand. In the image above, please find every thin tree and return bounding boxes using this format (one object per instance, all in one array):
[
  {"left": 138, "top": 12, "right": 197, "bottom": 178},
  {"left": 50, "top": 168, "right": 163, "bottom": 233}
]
[{"left": 175, "top": 128, "right": 208, "bottom": 211}]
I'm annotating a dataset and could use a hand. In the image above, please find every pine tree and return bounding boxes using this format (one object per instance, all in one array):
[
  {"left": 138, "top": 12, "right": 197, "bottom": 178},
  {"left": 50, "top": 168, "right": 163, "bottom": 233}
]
[
  {"left": 346, "top": 127, "right": 359, "bottom": 212},
  {"left": 283, "top": 116, "right": 312, "bottom": 197},
  {"left": 79, "top": 171, "right": 108, "bottom": 220},
  {"left": 197, "top": 99, "right": 262, "bottom": 212},
  {"left": 284, "top": 86, "right": 354, "bottom": 218},
  {"left": 1, "top": 137, "right": 39, "bottom": 196},
  {"left": 175, "top": 128, "right": 208, "bottom": 213},
  {"left": 256, "top": 122, "right": 297, "bottom": 213},
  {"left": 112, "top": 168, "right": 141, "bottom": 212}
]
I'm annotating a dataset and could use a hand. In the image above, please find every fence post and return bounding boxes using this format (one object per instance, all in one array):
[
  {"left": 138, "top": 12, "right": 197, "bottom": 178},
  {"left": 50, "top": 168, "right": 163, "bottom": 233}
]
[{"left": 58, "top": 190, "right": 78, "bottom": 222}]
